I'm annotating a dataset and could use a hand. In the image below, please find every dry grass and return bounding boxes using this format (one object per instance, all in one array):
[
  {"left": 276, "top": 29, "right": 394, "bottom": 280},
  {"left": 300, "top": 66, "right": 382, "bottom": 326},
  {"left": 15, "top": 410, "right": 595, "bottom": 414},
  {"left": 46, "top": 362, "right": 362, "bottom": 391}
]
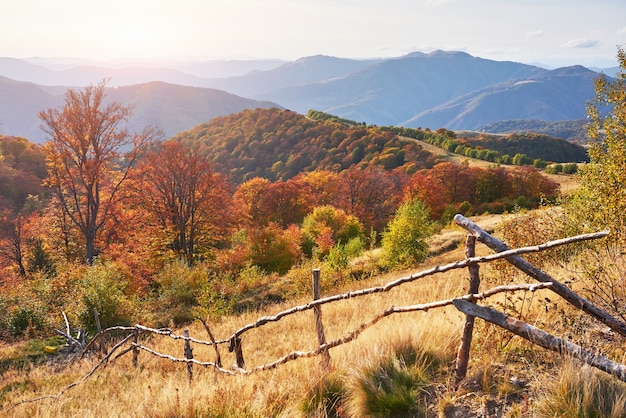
[{"left": 2, "top": 213, "right": 625, "bottom": 417}]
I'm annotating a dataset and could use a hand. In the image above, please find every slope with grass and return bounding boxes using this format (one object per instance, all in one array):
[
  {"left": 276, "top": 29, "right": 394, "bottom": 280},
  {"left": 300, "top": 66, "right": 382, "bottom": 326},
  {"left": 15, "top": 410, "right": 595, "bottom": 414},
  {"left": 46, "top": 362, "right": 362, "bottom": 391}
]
[{"left": 3, "top": 211, "right": 624, "bottom": 417}]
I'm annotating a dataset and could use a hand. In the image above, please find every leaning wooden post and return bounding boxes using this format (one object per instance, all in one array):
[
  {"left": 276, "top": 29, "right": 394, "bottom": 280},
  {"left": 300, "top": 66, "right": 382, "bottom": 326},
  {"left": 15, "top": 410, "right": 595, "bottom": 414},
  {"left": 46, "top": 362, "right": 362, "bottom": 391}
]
[
  {"left": 93, "top": 308, "right": 108, "bottom": 356},
  {"left": 455, "top": 235, "right": 480, "bottom": 385},
  {"left": 453, "top": 299, "right": 626, "bottom": 382},
  {"left": 312, "top": 268, "right": 331, "bottom": 369},
  {"left": 132, "top": 328, "right": 139, "bottom": 367},
  {"left": 184, "top": 329, "right": 193, "bottom": 382},
  {"left": 229, "top": 336, "right": 245, "bottom": 369},
  {"left": 453, "top": 214, "right": 626, "bottom": 337}
]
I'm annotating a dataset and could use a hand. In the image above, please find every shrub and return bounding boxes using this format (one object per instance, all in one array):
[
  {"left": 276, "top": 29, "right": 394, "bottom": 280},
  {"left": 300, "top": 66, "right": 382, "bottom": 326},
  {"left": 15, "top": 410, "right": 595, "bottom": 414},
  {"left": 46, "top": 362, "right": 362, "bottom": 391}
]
[
  {"left": 381, "top": 198, "right": 434, "bottom": 268},
  {"left": 301, "top": 373, "right": 347, "bottom": 418},
  {"left": 78, "top": 260, "right": 136, "bottom": 332},
  {"left": 348, "top": 354, "right": 431, "bottom": 417},
  {"left": 562, "top": 163, "right": 578, "bottom": 174}
]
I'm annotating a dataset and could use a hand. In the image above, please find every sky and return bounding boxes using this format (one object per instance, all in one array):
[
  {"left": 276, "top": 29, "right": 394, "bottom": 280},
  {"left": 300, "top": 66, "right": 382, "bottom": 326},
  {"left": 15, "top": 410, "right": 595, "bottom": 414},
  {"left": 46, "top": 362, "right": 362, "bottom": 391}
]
[{"left": 3, "top": 0, "right": 626, "bottom": 68}]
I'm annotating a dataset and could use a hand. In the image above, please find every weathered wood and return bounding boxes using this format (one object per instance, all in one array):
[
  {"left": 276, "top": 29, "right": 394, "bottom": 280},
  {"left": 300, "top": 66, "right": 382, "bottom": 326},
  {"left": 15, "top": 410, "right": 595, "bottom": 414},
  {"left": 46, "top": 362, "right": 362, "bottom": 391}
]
[
  {"left": 455, "top": 235, "right": 480, "bottom": 385},
  {"left": 312, "top": 269, "right": 331, "bottom": 369},
  {"left": 453, "top": 214, "right": 626, "bottom": 337},
  {"left": 453, "top": 299, "right": 626, "bottom": 382},
  {"left": 229, "top": 230, "right": 604, "bottom": 342},
  {"left": 229, "top": 336, "right": 245, "bottom": 369},
  {"left": 184, "top": 329, "right": 193, "bottom": 382},
  {"left": 199, "top": 317, "right": 222, "bottom": 367},
  {"left": 132, "top": 329, "right": 139, "bottom": 367},
  {"left": 131, "top": 343, "right": 236, "bottom": 375},
  {"left": 93, "top": 308, "right": 107, "bottom": 356}
]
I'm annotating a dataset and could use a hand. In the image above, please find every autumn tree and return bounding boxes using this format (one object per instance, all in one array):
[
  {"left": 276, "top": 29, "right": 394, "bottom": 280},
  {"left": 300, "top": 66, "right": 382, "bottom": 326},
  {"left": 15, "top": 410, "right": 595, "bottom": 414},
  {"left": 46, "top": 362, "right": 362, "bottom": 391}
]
[
  {"left": 234, "top": 177, "right": 273, "bottom": 226},
  {"left": 339, "top": 166, "right": 406, "bottom": 233},
  {"left": 136, "top": 140, "right": 236, "bottom": 265},
  {"left": 39, "top": 80, "right": 159, "bottom": 264},
  {"left": 574, "top": 46, "right": 626, "bottom": 244}
]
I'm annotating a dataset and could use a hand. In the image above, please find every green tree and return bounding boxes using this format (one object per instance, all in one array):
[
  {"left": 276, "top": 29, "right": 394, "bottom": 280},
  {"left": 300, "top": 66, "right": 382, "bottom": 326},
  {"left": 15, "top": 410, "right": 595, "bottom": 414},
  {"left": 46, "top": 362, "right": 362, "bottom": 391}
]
[
  {"left": 575, "top": 46, "right": 626, "bottom": 244},
  {"left": 381, "top": 198, "right": 434, "bottom": 268}
]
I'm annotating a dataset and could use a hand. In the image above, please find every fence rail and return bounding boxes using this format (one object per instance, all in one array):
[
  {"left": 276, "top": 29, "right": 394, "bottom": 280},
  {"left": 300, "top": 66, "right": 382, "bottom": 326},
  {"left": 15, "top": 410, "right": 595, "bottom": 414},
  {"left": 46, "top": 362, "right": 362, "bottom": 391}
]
[{"left": 8, "top": 214, "right": 623, "bottom": 412}]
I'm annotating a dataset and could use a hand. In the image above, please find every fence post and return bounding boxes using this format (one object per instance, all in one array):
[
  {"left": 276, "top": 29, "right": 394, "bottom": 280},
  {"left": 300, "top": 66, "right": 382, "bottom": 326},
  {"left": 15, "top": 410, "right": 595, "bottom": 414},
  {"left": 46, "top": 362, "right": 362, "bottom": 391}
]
[
  {"left": 455, "top": 235, "right": 480, "bottom": 385},
  {"left": 93, "top": 308, "right": 108, "bottom": 356},
  {"left": 312, "top": 268, "right": 331, "bottom": 369},
  {"left": 184, "top": 329, "right": 193, "bottom": 382},
  {"left": 132, "top": 328, "right": 139, "bottom": 367},
  {"left": 229, "top": 336, "right": 245, "bottom": 369}
]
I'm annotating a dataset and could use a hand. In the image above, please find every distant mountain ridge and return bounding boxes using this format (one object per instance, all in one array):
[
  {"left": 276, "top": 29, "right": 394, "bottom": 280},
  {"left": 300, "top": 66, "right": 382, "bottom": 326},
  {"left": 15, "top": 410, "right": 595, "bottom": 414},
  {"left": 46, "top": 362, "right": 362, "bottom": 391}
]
[
  {"left": 0, "top": 77, "right": 279, "bottom": 142},
  {"left": 0, "top": 50, "right": 611, "bottom": 142}
]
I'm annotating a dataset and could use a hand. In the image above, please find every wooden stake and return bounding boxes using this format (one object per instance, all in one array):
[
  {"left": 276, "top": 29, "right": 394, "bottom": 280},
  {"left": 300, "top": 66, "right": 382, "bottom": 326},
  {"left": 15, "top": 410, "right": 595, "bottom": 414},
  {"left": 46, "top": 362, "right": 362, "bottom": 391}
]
[
  {"left": 132, "top": 329, "right": 139, "bottom": 367},
  {"left": 455, "top": 235, "right": 479, "bottom": 385},
  {"left": 184, "top": 329, "right": 193, "bottom": 382},
  {"left": 312, "top": 269, "right": 331, "bottom": 369},
  {"left": 93, "top": 308, "right": 107, "bottom": 355},
  {"left": 229, "top": 337, "right": 245, "bottom": 369},
  {"left": 453, "top": 299, "right": 626, "bottom": 382}
]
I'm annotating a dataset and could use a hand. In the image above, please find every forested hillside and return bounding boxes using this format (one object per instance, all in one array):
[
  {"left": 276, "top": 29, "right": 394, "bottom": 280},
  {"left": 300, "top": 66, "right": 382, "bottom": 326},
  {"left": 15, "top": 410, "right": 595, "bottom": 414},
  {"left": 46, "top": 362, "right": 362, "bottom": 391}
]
[
  {"left": 477, "top": 119, "right": 589, "bottom": 144},
  {"left": 171, "top": 108, "right": 438, "bottom": 183},
  {"left": 455, "top": 132, "right": 589, "bottom": 163}
]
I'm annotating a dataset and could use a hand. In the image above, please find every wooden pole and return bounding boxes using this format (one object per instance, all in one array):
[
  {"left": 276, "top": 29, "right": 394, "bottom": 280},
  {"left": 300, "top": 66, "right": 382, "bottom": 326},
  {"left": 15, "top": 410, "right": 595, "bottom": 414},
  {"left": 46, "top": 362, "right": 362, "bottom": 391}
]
[
  {"left": 453, "top": 214, "right": 626, "bottom": 337},
  {"left": 229, "top": 337, "right": 245, "bottom": 369},
  {"left": 199, "top": 317, "right": 222, "bottom": 368},
  {"left": 132, "top": 329, "right": 139, "bottom": 367},
  {"left": 453, "top": 299, "right": 626, "bottom": 382},
  {"left": 93, "top": 308, "right": 108, "bottom": 356},
  {"left": 184, "top": 329, "right": 193, "bottom": 382},
  {"left": 455, "top": 235, "right": 480, "bottom": 385},
  {"left": 312, "top": 269, "right": 331, "bottom": 369}
]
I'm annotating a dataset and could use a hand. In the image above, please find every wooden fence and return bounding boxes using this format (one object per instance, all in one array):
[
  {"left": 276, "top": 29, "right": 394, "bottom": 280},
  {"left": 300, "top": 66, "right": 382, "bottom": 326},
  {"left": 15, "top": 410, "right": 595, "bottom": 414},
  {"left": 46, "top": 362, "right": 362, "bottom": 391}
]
[{"left": 10, "top": 214, "right": 626, "bottom": 410}]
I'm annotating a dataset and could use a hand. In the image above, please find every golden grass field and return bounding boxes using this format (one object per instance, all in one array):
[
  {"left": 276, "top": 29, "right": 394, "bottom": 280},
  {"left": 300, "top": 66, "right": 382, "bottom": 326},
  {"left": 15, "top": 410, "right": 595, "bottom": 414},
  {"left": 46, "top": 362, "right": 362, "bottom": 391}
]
[{"left": 6, "top": 210, "right": 623, "bottom": 417}]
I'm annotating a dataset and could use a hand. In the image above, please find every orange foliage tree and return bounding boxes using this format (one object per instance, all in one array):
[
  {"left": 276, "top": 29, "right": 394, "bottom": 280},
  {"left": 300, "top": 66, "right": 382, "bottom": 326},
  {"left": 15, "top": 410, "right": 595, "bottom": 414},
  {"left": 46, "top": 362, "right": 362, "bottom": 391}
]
[
  {"left": 134, "top": 140, "right": 237, "bottom": 265},
  {"left": 38, "top": 80, "right": 160, "bottom": 264}
]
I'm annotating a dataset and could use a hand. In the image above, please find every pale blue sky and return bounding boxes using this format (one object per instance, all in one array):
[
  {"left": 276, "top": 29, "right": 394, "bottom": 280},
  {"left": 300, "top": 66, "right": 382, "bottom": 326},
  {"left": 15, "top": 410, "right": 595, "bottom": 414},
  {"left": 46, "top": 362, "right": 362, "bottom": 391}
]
[{"left": 3, "top": 0, "right": 625, "bottom": 67}]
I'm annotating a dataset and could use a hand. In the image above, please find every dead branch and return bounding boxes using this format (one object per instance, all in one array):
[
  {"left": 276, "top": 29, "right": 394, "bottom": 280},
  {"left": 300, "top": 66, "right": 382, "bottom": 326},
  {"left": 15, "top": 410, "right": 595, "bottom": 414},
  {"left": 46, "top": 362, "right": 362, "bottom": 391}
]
[
  {"left": 453, "top": 299, "right": 626, "bottom": 382},
  {"left": 453, "top": 214, "right": 626, "bottom": 337}
]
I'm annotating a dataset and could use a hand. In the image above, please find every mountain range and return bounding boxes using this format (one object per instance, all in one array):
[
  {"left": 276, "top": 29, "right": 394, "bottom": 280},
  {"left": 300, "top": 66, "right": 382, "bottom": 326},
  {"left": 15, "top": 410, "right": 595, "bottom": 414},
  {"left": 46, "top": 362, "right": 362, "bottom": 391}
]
[{"left": 0, "top": 51, "right": 614, "bottom": 143}]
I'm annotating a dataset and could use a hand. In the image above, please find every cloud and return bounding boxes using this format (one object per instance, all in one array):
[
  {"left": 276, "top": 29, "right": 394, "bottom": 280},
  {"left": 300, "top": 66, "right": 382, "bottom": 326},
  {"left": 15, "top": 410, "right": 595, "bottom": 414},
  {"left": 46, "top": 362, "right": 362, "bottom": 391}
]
[
  {"left": 619, "top": 26, "right": 626, "bottom": 35},
  {"left": 562, "top": 38, "right": 600, "bottom": 48},
  {"left": 525, "top": 30, "right": 545, "bottom": 38}
]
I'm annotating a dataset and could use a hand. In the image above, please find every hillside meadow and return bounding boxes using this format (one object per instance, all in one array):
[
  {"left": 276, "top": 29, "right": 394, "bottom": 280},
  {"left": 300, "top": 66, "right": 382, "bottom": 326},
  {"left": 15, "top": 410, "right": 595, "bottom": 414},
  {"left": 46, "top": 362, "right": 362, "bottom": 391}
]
[{"left": 2, "top": 210, "right": 626, "bottom": 417}]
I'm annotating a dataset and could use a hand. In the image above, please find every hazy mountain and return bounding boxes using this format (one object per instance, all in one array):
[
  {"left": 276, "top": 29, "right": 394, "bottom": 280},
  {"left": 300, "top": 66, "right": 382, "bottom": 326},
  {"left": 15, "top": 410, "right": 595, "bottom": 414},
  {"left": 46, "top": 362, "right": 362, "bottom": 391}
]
[
  {"left": 203, "top": 55, "right": 379, "bottom": 96},
  {"left": 245, "top": 51, "right": 550, "bottom": 126},
  {"left": 0, "top": 51, "right": 609, "bottom": 142},
  {"left": 0, "top": 77, "right": 279, "bottom": 142},
  {"left": 402, "top": 65, "right": 598, "bottom": 130},
  {"left": 0, "top": 76, "right": 63, "bottom": 140},
  {"left": 0, "top": 57, "right": 287, "bottom": 87}
]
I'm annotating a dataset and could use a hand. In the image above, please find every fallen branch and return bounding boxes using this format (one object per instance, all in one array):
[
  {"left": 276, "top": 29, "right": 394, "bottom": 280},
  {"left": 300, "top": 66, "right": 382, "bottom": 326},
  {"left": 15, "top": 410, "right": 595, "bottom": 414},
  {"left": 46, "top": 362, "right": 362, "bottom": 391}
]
[{"left": 453, "top": 299, "right": 626, "bottom": 382}]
